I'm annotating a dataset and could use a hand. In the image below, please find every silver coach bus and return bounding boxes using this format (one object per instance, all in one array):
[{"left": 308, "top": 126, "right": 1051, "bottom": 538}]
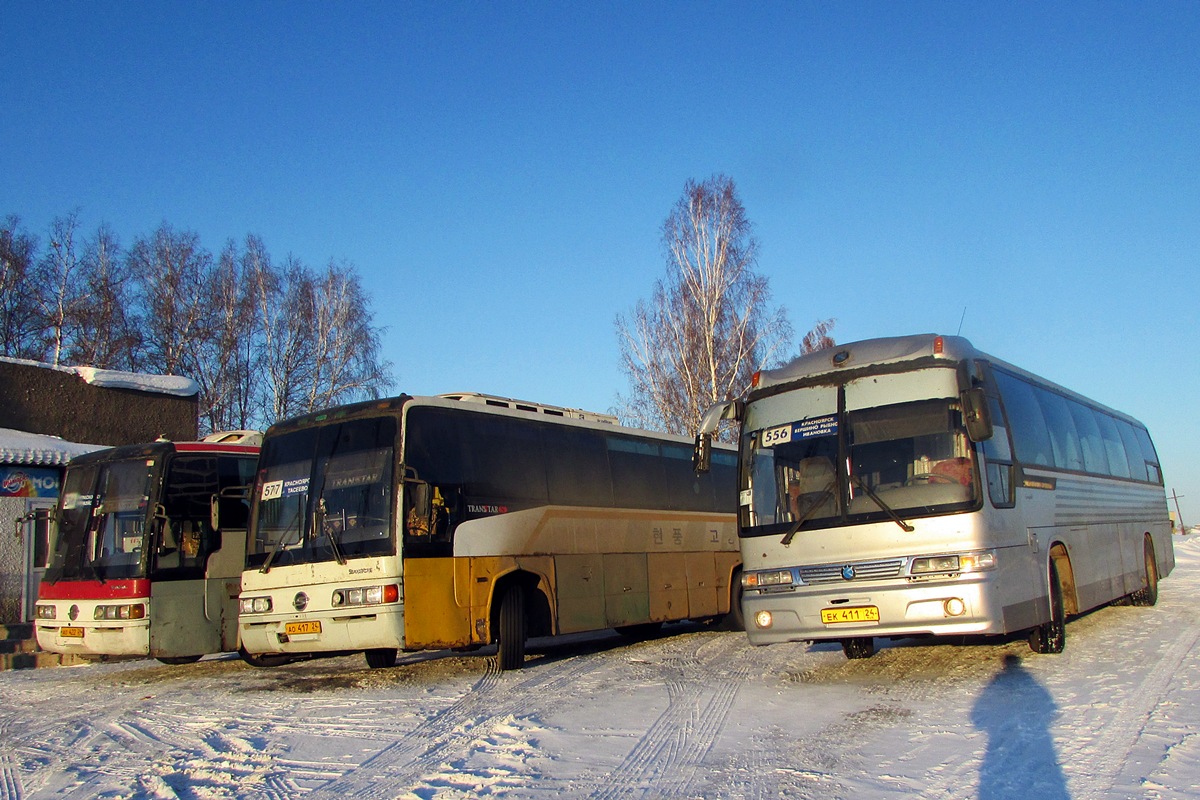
[{"left": 695, "top": 334, "right": 1173, "bottom": 659}]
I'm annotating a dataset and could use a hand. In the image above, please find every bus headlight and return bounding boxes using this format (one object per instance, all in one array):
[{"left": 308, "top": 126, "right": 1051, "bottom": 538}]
[
  {"left": 754, "top": 610, "right": 774, "bottom": 629},
  {"left": 94, "top": 604, "right": 146, "bottom": 620},
  {"left": 743, "top": 570, "right": 794, "bottom": 588},
  {"left": 910, "top": 550, "right": 996, "bottom": 576},
  {"left": 240, "top": 596, "right": 273, "bottom": 614},
  {"left": 35, "top": 604, "right": 55, "bottom": 620},
  {"left": 331, "top": 584, "right": 399, "bottom": 607}
]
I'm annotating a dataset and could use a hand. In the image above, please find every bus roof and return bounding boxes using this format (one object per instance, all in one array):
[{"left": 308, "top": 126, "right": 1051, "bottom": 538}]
[{"left": 752, "top": 333, "right": 1146, "bottom": 429}]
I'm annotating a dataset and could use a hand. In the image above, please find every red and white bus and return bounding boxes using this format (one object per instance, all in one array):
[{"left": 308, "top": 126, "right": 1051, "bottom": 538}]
[{"left": 34, "top": 432, "right": 260, "bottom": 664}]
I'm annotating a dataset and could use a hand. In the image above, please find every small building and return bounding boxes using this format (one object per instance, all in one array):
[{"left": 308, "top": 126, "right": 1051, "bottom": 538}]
[{"left": 0, "top": 357, "right": 200, "bottom": 623}]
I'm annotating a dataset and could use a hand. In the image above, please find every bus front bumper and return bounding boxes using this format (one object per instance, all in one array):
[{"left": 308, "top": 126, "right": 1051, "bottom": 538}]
[
  {"left": 741, "top": 576, "right": 1006, "bottom": 646},
  {"left": 239, "top": 605, "right": 405, "bottom": 656}
]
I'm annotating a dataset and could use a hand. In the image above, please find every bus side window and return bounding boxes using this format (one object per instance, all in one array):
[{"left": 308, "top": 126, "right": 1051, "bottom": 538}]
[{"left": 981, "top": 395, "right": 1015, "bottom": 508}]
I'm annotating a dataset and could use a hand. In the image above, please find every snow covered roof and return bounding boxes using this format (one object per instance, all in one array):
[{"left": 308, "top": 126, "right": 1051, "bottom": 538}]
[
  {"left": 0, "top": 427, "right": 105, "bottom": 466},
  {"left": 0, "top": 356, "right": 199, "bottom": 397}
]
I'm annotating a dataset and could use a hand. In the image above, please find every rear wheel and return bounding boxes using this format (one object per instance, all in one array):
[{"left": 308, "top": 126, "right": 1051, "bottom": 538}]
[
  {"left": 1029, "top": 560, "right": 1066, "bottom": 654},
  {"left": 1129, "top": 537, "right": 1159, "bottom": 607},
  {"left": 497, "top": 584, "right": 527, "bottom": 671},
  {"left": 364, "top": 648, "right": 397, "bottom": 669},
  {"left": 841, "top": 637, "right": 874, "bottom": 659}
]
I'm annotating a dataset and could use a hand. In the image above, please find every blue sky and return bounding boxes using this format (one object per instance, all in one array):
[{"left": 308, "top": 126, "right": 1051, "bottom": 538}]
[{"left": 3, "top": 2, "right": 1198, "bottom": 524}]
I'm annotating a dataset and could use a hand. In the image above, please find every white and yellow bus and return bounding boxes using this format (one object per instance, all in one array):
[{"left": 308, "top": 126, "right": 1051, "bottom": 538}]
[
  {"left": 695, "top": 334, "right": 1173, "bottom": 659},
  {"left": 238, "top": 393, "right": 740, "bottom": 670}
]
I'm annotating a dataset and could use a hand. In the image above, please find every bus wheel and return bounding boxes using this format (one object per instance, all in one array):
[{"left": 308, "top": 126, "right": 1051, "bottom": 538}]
[
  {"left": 841, "top": 637, "right": 874, "bottom": 659},
  {"left": 365, "top": 648, "right": 398, "bottom": 669},
  {"left": 497, "top": 584, "right": 527, "bottom": 671},
  {"left": 155, "top": 655, "right": 201, "bottom": 665},
  {"left": 1130, "top": 538, "right": 1160, "bottom": 607},
  {"left": 723, "top": 570, "right": 746, "bottom": 632},
  {"left": 1029, "top": 561, "right": 1066, "bottom": 654},
  {"left": 238, "top": 646, "right": 290, "bottom": 668}
]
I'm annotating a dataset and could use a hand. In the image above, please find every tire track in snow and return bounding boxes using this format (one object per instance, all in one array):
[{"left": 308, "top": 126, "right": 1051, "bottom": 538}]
[
  {"left": 1062, "top": 608, "right": 1200, "bottom": 800},
  {"left": 0, "top": 715, "right": 24, "bottom": 800},
  {"left": 302, "top": 654, "right": 595, "bottom": 799},
  {"left": 578, "top": 632, "right": 750, "bottom": 800}
]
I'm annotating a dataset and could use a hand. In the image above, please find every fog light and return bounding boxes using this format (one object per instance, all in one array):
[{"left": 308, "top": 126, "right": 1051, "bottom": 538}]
[
  {"left": 754, "top": 610, "right": 774, "bottom": 629},
  {"left": 944, "top": 598, "right": 966, "bottom": 617}
]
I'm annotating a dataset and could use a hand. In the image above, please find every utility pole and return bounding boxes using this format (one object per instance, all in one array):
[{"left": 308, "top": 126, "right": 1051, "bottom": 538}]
[{"left": 1168, "top": 490, "right": 1187, "bottom": 534}]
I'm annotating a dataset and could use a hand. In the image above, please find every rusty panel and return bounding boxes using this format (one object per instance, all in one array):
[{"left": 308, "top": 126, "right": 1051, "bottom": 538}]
[
  {"left": 685, "top": 552, "right": 720, "bottom": 618},
  {"left": 603, "top": 553, "right": 649, "bottom": 627},
  {"left": 647, "top": 552, "right": 689, "bottom": 622},
  {"left": 555, "top": 553, "right": 606, "bottom": 633}
]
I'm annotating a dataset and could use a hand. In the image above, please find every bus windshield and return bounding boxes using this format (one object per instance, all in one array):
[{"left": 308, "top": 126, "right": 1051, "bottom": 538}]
[
  {"left": 248, "top": 417, "right": 396, "bottom": 570},
  {"left": 50, "top": 458, "right": 157, "bottom": 581},
  {"left": 744, "top": 398, "right": 977, "bottom": 536}
]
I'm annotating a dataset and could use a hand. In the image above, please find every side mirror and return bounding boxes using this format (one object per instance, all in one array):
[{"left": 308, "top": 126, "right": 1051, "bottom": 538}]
[
  {"left": 961, "top": 387, "right": 993, "bottom": 442},
  {"left": 210, "top": 487, "right": 251, "bottom": 532},
  {"left": 693, "top": 433, "right": 713, "bottom": 474}
]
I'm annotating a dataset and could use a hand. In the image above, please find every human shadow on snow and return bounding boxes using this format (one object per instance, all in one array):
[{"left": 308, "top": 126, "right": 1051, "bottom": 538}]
[{"left": 970, "top": 653, "right": 1070, "bottom": 800}]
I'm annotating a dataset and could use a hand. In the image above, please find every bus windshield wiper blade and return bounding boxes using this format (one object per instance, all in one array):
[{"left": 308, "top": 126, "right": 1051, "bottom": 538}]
[
  {"left": 781, "top": 482, "right": 836, "bottom": 546},
  {"left": 318, "top": 499, "right": 346, "bottom": 565},
  {"left": 260, "top": 508, "right": 302, "bottom": 574},
  {"left": 849, "top": 475, "right": 914, "bottom": 532}
]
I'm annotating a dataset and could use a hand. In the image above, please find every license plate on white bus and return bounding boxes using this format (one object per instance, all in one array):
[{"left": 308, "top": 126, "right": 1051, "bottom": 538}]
[
  {"left": 59, "top": 627, "right": 85, "bottom": 638},
  {"left": 285, "top": 621, "right": 322, "bottom": 636},
  {"left": 821, "top": 606, "right": 880, "bottom": 624}
]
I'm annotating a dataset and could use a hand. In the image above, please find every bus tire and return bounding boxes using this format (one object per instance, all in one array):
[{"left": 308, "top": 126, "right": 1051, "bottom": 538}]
[
  {"left": 365, "top": 648, "right": 398, "bottom": 669},
  {"left": 723, "top": 570, "right": 746, "bottom": 632},
  {"left": 841, "top": 637, "right": 874, "bottom": 659},
  {"left": 155, "top": 655, "right": 201, "bottom": 665},
  {"left": 1129, "top": 537, "right": 1159, "bottom": 607},
  {"left": 497, "top": 584, "right": 527, "bottom": 671},
  {"left": 1029, "top": 560, "right": 1066, "bottom": 654},
  {"left": 238, "top": 646, "right": 290, "bottom": 668}
]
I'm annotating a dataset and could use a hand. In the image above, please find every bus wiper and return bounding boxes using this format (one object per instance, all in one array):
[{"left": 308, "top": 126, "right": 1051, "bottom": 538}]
[
  {"left": 848, "top": 474, "right": 915, "bottom": 532},
  {"left": 780, "top": 482, "right": 836, "bottom": 546},
  {"left": 317, "top": 498, "right": 346, "bottom": 565},
  {"left": 260, "top": 508, "right": 302, "bottom": 574}
]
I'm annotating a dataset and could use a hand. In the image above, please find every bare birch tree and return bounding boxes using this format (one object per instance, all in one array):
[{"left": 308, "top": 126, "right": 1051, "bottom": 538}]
[
  {"left": 67, "top": 223, "right": 140, "bottom": 370},
  {"left": 33, "top": 211, "right": 89, "bottom": 367},
  {"left": 0, "top": 215, "right": 44, "bottom": 359},
  {"left": 128, "top": 223, "right": 212, "bottom": 377},
  {"left": 301, "top": 259, "right": 391, "bottom": 413},
  {"left": 617, "top": 175, "right": 792, "bottom": 437}
]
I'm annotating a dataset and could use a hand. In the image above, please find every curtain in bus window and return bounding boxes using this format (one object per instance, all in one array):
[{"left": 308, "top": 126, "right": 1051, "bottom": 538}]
[
  {"left": 1133, "top": 426, "right": 1163, "bottom": 484},
  {"left": 1034, "top": 390, "right": 1084, "bottom": 472},
  {"left": 660, "top": 441, "right": 713, "bottom": 512},
  {"left": 1068, "top": 403, "right": 1110, "bottom": 475},
  {"left": 1116, "top": 420, "right": 1151, "bottom": 482},
  {"left": 1094, "top": 413, "right": 1132, "bottom": 479},
  {"left": 993, "top": 372, "right": 1055, "bottom": 467}
]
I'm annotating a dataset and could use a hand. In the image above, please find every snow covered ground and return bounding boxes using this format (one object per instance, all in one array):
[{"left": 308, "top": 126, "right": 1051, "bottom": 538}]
[{"left": 4, "top": 536, "right": 1199, "bottom": 800}]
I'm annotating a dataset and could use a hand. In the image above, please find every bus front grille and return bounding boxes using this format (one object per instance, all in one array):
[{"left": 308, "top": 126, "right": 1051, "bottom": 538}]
[{"left": 800, "top": 558, "right": 907, "bottom": 584}]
